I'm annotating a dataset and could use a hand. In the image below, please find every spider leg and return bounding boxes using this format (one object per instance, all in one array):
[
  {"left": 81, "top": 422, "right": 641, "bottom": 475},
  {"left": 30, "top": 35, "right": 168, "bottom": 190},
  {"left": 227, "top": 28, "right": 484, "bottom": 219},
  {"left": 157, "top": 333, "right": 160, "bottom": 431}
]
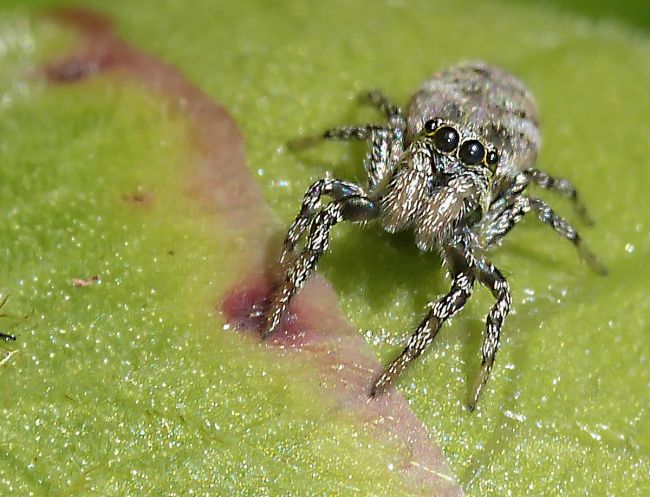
[
  {"left": 287, "top": 125, "right": 384, "bottom": 150},
  {"left": 322, "top": 125, "right": 385, "bottom": 141},
  {"left": 371, "top": 247, "right": 475, "bottom": 396},
  {"left": 468, "top": 259, "right": 511, "bottom": 410},
  {"left": 263, "top": 195, "right": 380, "bottom": 339},
  {"left": 481, "top": 196, "right": 606, "bottom": 275},
  {"left": 481, "top": 195, "right": 531, "bottom": 248},
  {"left": 359, "top": 90, "right": 405, "bottom": 128},
  {"left": 524, "top": 167, "right": 593, "bottom": 225},
  {"left": 290, "top": 126, "right": 404, "bottom": 202},
  {"left": 364, "top": 127, "right": 405, "bottom": 194},
  {"left": 288, "top": 90, "right": 406, "bottom": 193},
  {"left": 289, "top": 88, "right": 403, "bottom": 150},
  {"left": 279, "top": 178, "right": 365, "bottom": 264},
  {"left": 485, "top": 173, "right": 529, "bottom": 221},
  {"left": 287, "top": 125, "right": 382, "bottom": 149},
  {"left": 529, "top": 197, "right": 607, "bottom": 275},
  {"left": 289, "top": 89, "right": 404, "bottom": 148}
]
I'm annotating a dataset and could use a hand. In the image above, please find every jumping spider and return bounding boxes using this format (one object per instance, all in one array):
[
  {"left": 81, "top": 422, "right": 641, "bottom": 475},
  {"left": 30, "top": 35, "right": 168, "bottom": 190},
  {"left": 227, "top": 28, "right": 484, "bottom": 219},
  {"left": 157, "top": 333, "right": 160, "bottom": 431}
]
[{"left": 262, "top": 62, "right": 606, "bottom": 409}]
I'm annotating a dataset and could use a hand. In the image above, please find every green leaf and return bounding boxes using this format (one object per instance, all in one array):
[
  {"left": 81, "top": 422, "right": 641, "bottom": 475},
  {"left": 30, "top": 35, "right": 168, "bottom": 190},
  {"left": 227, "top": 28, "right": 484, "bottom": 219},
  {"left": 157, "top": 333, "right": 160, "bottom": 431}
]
[{"left": 1, "top": 1, "right": 648, "bottom": 496}]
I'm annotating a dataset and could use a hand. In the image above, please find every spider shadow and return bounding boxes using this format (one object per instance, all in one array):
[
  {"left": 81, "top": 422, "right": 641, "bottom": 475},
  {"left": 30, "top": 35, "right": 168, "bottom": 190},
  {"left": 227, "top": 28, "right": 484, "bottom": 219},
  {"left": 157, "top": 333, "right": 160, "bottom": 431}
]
[
  {"left": 457, "top": 300, "right": 546, "bottom": 489},
  {"left": 456, "top": 256, "right": 604, "bottom": 489},
  {"left": 457, "top": 222, "right": 596, "bottom": 403},
  {"left": 323, "top": 226, "right": 449, "bottom": 319},
  {"left": 502, "top": 236, "right": 583, "bottom": 274}
]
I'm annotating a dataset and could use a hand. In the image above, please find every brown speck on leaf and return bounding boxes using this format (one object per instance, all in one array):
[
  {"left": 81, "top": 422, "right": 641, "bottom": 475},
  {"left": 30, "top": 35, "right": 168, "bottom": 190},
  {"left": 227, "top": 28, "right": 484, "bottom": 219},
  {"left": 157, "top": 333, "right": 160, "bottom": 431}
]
[
  {"left": 121, "top": 188, "right": 154, "bottom": 206},
  {"left": 71, "top": 275, "right": 100, "bottom": 287}
]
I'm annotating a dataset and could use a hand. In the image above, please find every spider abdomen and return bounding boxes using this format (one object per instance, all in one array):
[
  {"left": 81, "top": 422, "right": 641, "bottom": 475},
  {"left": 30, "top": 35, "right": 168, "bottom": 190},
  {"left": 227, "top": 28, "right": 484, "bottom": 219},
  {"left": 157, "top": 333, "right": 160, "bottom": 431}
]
[{"left": 406, "top": 62, "right": 541, "bottom": 174}]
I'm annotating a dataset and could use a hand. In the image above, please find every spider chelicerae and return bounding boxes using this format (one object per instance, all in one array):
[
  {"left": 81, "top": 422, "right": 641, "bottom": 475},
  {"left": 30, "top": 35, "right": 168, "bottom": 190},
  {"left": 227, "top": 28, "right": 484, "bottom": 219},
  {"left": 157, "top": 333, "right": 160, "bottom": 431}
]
[{"left": 262, "top": 61, "right": 606, "bottom": 410}]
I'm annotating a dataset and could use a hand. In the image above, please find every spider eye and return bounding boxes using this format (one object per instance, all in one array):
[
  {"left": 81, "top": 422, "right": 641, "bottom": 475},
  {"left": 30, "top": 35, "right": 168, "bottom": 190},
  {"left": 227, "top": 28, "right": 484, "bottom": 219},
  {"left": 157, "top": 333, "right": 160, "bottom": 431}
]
[
  {"left": 486, "top": 149, "right": 499, "bottom": 166},
  {"left": 424, "top": 119, "right": 438, "bottom": 134},
  {"left": 459, "top": 140, "right": 485, "bottom": 165},
  {"left": 433, "top": 126, "right": 460, "bottom": 153}
]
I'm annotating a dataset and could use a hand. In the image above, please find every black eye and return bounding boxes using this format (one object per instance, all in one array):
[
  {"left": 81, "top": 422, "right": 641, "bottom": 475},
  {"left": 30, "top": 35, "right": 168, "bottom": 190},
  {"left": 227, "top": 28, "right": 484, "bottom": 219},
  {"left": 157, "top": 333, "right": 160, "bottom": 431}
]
[
  {"left": 486, "top": 149, "right": 499, "bottom": 166},
  {"left": 459, "top": 140, "right": 485, "bottom": 165},
  {"left": 433, "top": 126, "right": 460, "bottom": 153},
  {"left": 424, "top": 119, "right": 438, "bottom": 133}
]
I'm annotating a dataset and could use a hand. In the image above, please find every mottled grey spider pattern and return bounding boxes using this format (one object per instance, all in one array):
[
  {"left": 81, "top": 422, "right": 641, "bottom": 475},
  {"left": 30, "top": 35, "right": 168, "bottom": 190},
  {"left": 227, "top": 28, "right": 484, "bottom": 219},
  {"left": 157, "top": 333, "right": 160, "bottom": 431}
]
[{"left": 262, "top": 62, "right": 606, "bottom": 409}]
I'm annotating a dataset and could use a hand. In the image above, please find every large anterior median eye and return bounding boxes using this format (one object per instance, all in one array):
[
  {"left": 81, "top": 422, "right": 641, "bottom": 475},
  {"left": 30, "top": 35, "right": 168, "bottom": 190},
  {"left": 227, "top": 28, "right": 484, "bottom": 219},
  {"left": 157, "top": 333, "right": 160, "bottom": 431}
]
[
  {"left": 458, "top": 140, "right": 485, "bottom": 165},
  {"left": 433, "top": 126, "right": 460, "bottom": 153}
]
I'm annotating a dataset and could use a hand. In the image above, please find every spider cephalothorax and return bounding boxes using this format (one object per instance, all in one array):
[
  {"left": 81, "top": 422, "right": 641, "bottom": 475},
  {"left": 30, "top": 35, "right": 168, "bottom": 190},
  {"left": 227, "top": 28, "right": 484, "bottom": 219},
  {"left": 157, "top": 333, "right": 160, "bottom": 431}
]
[
  {"left": 262, "top": 62, "right": 605, "bottom": 409},
  {"left": 380, "top": 117, "right": 500, "bottom": 253}
]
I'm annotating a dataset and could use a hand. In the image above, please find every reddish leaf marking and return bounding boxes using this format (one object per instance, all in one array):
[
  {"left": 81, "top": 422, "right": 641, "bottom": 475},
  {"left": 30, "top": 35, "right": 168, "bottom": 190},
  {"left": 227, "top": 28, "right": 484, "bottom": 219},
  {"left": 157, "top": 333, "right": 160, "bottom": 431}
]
[
  {"left": 47, "top": 8, "right": 268, "bottom": 228},
  {"left": 47, "top": 8, "right": 464, "bottom": 495}
]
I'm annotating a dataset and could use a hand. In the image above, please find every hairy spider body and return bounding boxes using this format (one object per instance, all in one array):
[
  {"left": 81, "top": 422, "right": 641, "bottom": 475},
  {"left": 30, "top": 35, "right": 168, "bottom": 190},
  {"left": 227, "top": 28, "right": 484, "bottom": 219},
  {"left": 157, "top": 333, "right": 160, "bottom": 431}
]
[{"left": 263, "top": 61, "right": 605, "bottom": 409}]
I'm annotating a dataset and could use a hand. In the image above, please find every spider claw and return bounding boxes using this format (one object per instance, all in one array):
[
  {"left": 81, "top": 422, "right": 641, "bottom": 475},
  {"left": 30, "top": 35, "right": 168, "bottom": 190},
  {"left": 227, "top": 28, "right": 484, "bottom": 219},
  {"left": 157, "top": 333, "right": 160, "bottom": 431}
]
[
  {"left": 259, "top": 321, "right": 275, "bottom": 341},
  {"left": 468, "top": 360, "right": 493, "bottom": 411},
  {"left": 371, "top": 371, "right": 393, "bottom": 398},
  {"left": 260, "top": 301, "right": 284, "bottom": 340},
  {"left": 577, "top": 240, "right": 608, "bottom": 276},
  {"left": 259, "top": 318, "right": 275, "bottom": 341}
]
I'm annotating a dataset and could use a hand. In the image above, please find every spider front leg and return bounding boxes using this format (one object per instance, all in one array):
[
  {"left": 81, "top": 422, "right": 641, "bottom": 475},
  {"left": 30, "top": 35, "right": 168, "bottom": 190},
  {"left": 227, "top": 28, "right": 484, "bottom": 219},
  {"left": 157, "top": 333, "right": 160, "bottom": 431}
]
[
  {"left": 481, "top": 195, "right": 531, "bottom": 247},
  {"left": 372, "top": 247, "right": 476, "bottom": 396},
  {"left": 263, "top": 195, "right": 380, "bottom": 339},
  {"left": 279, "top": 178, "right": 366, "bottom": 264},
  {"left": 468, "top": 259, "right": 511, "bottom": 410}
]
